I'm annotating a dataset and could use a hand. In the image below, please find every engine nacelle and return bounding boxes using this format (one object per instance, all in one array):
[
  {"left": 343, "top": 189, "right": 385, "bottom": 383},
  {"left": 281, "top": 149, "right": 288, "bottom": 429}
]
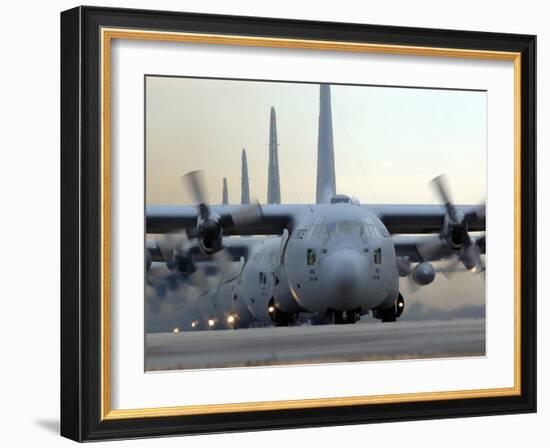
[
  {"left": 197, "top": 216, "right": 224, "bottom": 254},
  {"left": 412, "top": 262, "right": 435, "bottom": 286},
  {"left": 199, "top": 233, "right": 223, "bottom": 254}
]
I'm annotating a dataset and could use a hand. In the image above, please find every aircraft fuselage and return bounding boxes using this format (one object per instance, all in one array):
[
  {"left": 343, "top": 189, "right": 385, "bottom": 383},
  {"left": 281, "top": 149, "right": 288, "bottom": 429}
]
[{"left": 236, "top": 202, "right": 400, "bottom": 323}]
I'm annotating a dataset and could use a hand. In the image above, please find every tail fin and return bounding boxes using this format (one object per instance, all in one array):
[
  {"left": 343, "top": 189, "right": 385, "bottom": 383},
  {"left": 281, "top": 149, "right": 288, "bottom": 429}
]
[
  {"left": 315, "top": 84, "right": 336, "bottom": 204},
  {"left": 222, "top": 177, "right": 228, "bottom": 205},
  {"left": 267, "top": 106, "right": 281, "bottom": 204},
  {"left": 241, "top": 148, "right": 250, "bottom": 205}
]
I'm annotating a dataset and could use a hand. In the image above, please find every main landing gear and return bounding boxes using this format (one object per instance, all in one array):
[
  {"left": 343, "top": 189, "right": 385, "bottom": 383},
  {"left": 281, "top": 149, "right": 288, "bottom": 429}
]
[
  {"left": 372, "top": 294, "right": 405, "bottom": 323},
  {"left": 268, "top": 298, "right": 296, "bottom": 326}
]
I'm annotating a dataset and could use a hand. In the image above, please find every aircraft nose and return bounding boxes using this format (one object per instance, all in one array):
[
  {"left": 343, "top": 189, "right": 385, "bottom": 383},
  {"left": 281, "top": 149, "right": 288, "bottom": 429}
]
[{"left": 321, "top": 248, "right": 368, "bottom": 309}]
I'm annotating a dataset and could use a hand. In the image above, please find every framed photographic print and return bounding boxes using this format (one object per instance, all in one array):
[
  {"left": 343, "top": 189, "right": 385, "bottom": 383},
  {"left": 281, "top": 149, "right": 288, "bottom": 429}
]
[{"left": 60, "top": 6, "right": 536, "bottom": 442}]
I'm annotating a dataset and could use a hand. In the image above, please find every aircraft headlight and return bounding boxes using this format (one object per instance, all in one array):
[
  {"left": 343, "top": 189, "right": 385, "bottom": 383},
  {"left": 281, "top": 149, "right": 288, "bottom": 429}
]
[
  {"left": 268, "top": 306, "right": 275, "bottom": 313},
  {"left": 227, "top": 315, "right": 235, "bottom": 324},
  {"left": 208, "top": 319, "right": 215, "bottom": 327}
]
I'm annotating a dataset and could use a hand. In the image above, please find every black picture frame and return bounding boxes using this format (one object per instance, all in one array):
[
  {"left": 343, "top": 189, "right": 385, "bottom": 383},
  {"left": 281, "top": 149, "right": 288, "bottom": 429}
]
[{"left": 61, "top": 5, "right": 536, "bottom": 442}]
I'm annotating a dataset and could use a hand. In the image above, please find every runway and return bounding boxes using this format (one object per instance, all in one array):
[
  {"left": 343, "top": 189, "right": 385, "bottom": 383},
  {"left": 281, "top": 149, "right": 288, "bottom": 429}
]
[{"left": 145, "top": 318, "right": 485, "bottom": 371}]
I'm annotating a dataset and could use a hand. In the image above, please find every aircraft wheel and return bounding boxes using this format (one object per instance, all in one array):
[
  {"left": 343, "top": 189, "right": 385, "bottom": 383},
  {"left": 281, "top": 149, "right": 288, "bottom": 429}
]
[
  {"left": 270, "top": 305, "right": 294, "bottom": 326},
  {"left": 326, "top": 309, "right": 358, "bottom": 325},
  {"left": 373, "top": 305, "right": 398, "bottom": 322},
  {"left": 381, "top": 311, "right": 397, "bottom": 323},
  {"left": 343, "top": 310, "right": 359, "bottom": 324},
  {"left": 373, "top": 296, "right": 405, "bottom": 322},
  {"left": 326, "top": 310, "right": 342, "bottom": 324}
]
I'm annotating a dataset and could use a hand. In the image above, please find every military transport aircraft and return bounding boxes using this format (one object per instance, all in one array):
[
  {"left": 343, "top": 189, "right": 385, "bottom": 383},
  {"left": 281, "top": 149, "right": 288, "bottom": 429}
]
[{"left": 145, "top": 84, "right": 485, "bottom": 329}]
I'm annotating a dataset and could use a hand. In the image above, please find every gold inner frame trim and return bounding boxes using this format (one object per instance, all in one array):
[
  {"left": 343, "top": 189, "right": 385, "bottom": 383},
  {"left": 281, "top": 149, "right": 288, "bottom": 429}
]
[{"left": 100, "top": 27, "right": 522, "bottom": 420}]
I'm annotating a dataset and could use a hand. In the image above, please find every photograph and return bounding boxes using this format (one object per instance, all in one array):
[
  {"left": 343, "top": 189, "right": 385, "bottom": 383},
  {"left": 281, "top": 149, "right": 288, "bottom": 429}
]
[
  {"left": 57, "top": 5, "right": 537, "bottom": 442},
  {"left": 144, "top": 76, "right": 487, "bottom": 371}
]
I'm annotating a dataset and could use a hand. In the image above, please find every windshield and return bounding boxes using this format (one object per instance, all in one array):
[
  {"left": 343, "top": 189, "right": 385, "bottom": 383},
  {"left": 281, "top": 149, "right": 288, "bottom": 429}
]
[
  {"left": 307, "top": 218, "right": 368, "bottom": 240},
  {"left": 326, "top": 220, "right": 366, "bottom": 236}
]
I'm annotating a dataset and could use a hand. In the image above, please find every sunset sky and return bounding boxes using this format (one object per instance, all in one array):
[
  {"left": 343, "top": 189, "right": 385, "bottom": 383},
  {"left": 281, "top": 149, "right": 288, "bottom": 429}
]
[{"left": 145, "top": 76, "right": 486, "bottom": 207}]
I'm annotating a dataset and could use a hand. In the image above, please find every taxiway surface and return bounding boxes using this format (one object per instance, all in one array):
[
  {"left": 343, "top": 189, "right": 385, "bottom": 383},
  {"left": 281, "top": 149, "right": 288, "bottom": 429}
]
[{"left": 145, "top": 318, "right": 485, "bottom": 371}]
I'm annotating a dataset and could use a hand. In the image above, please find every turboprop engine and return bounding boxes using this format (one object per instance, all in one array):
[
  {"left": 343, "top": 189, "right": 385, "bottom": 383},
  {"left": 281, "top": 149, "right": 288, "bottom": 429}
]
[{"left": 411, "top": 262, "right": 436, "bottom": 286}]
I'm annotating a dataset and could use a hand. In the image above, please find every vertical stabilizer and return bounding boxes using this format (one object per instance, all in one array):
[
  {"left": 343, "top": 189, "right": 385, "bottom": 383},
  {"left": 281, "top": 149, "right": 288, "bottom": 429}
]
[
  {"left": 316, "top": 84, "right": 336, "bottom": 204},
  {"left": 222, "top": 177, "right": 228, "bottom": 205},
  {"left": 241, "top": 148, "right": 250, "bottom": 205},
  {"left": 267, "top": 107, "right": 281, "bottom": 204}
]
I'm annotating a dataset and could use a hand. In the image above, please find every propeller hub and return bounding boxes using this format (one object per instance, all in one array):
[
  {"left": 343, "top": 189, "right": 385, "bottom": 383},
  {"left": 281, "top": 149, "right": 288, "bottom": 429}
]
[
  {"left": 428, "top": 174, "right": 484, "bottom": 275},
  {"left": 200, "top": 218, "right": 221, "bottom": 240},
  {"left": 450, "top": 222, "right": 467, "bottom": 249}
]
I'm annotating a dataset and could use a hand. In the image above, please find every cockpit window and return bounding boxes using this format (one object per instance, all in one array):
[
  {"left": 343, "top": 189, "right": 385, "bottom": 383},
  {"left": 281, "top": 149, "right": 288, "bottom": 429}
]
[
  {"left": 309, "top": 220, "right": 368, "bottom": 241},
  {"left": 361, "top": 217, "right": 388, "bottom": 239},
  {"left": 307, "top": 217, "right": 329, "bottom": 240},
  {"left": 327, "top": 220, "right": 366, "bottom": 237},
  {"left": 307, "top": 218, "right": 385, "bottom": 241}
]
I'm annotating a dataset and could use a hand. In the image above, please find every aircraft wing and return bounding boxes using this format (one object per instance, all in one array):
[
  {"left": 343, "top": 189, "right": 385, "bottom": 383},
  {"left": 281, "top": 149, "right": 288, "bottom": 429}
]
[
  {"left": 371, "top": 204, "right": 485, "bottom": 234},
  {"left": 146, "top": 236, "right": 262, "bottom": 262},
  {"left": 392, "top": 234, "right": 486, "bottom": 262},
  {"left": 146, "top": 203, "right": 485, "bottom": 236},
  {"left": 146, "top": 204, "right": 310, "bottom": 235}
]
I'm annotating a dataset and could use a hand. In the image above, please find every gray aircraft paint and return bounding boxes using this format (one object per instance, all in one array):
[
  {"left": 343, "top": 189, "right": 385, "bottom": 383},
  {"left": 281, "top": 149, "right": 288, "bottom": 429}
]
[
  {"left": 282, "top": 205, "right": 399, "bottom": 315},
  {"left": 316, "top": 84, "right": 337, "bottom": 204},
  {"left": 222, "top": 177, "right": 228, "bottom": 205},
  {"left": 228, "top": 204, "right": 400, "bottom": 320},
  {"left": 238, "top": 238, "right": 282, "bottom": 321},
  {"left": 241, "top": 148, "right": 250, "bottom": 205},
  {"left": 267, "top": 106, "right": 281, "bottom": 204}
]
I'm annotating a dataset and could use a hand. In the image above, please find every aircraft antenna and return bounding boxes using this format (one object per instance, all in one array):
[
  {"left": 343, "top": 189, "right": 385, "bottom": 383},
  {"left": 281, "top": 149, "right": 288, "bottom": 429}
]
[{"left": 333, "top": 97, "right": 378, "bottom": 203}]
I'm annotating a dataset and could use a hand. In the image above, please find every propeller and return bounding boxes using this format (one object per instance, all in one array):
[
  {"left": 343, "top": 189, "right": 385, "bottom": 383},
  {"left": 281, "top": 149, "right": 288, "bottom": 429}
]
[
  {"left": 145, "top": 232, "right": 209, "bottom": 301},
  {"left": 146, "top": 170, "right": 262, "bottom": 312},
  {"left": 183, "top": 170, "right": 262, "bottom": 254},
  {"left": 402, "top": 274, "right": 421, "bottom": 295},
  {"left": 146, "top": 238, "right": 242, "bottom": 304},
  {"left": 417, "top": 174, "right": 485, "bottom": 274},
  {"left": 416, "top": 235, "right": 453, "bottom": 262}
]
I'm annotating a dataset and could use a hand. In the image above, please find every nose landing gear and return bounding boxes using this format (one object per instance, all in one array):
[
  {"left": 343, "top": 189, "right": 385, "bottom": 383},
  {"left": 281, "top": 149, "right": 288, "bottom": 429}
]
[
  {"left": 325, "top": 308, "right": 360, "bottom": 324},
  {"left": 373, "top": 294, "right": 405, "bottom": 322}
]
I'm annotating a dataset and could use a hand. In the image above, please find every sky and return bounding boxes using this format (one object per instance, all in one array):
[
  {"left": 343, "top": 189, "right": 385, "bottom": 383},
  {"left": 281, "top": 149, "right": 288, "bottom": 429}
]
[
  {"left": 145, "top": 76, "right": 486, "bottom": 206},
  {"left": 144, "top": 76, "right": 487, "bottom": 331}
]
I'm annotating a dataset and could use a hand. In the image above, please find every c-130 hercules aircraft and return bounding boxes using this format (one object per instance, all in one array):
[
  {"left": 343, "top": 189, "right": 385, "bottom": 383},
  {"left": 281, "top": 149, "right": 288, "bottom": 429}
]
[{"left": 146, "top": 84, "right": 485, "bottom": 329}]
